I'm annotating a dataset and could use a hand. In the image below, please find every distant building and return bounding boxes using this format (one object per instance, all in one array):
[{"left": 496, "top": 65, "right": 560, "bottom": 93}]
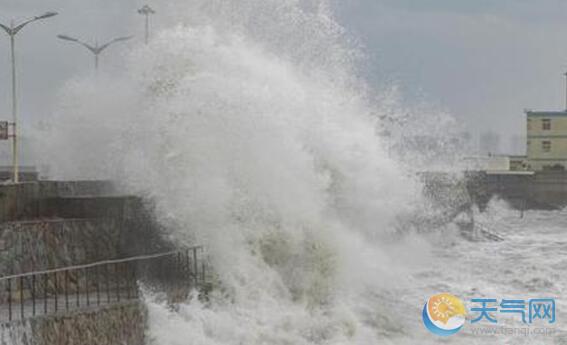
[{"left": 526, "top": 111, "right": 567, "bottom": 171}]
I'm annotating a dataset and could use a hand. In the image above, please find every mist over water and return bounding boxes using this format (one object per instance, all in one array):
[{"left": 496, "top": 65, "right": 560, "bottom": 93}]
[{"left": 32, "top": 1, "right": 566, "bottom": 344}]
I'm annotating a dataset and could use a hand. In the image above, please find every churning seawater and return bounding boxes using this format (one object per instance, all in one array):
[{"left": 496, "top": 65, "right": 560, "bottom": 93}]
[
  {"left": 398, "top": 202, "right": 567, "bottom": 345},
  {"left": 34, "top": 1, "right": 567, "bottom": 344}
]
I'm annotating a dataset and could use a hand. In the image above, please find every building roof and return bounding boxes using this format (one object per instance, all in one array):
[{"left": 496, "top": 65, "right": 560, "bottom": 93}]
[
  {"left": 526, "top": 110, "right": 567, "bottom": 117},
  {"left": 486, "top": 170, "right": 535, "bottom": 176}
]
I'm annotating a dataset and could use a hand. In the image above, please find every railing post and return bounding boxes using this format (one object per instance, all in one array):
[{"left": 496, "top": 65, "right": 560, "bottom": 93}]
[
  {"left": 76, "top": 269, "right": 80, "bottom": 308},
  {"left": 105, "top": 264, "right": 110, "bottom": 304},
  {"left": 85, "top": 267, "right": 90, "bottom": 306},
  {"left": 193, "top": 247, "right": 198, "bottom": 285},
  {"left": 19, "top": 276, "right": 24, "bottom": 320},
  {"left": 43, "top": 273, "right": 48, "bottom": 314},
  {"left": 176, "top": 252, "right": 182, "bottom": 287},
  {"left": 65, "top": 270, "right": 69, "bottom": 311},
  {"left": 31, "top": 274, "right": 36, "bottom": 316},
  {"left": 185, "top": 249, "right": 190, "bottom": 280},
  {"left": 131, "top": 262, "right": 138, "bottom": 298},
  {"left": 201, "top": 247, "right": 206, "bottom": 283},
  {"left": 95, "top": 265, "right": 100, "bottom": 306},
  {"left": 54, "top": 272, "right": 58, "bottom": 313},
  {"left": 126, "top": 263, "right": 131, "bottom": 300},
  {"left": 8, "top": 278, "right": 12, "bottom": 321},
  {"left": 115, "top": 263, "right": 120, "bottom": 302}
]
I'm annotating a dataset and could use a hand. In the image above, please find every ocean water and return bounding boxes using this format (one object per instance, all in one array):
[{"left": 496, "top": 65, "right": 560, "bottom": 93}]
[
  {"left": 140, "top": 200, "right": 567, "bottom": 345},
  {"left": 399, "top": 202, "right": 567, "bottom": 344},
  {"left": 34, "top": 1, "right": 566, "bottom": 344}
]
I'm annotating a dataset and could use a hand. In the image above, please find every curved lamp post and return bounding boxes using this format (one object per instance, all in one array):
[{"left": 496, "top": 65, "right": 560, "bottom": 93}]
[
  {"left": 57, "top": 35, "right": 132, "bottom": 71},
  {"left": 0, "top": 12, "right": 58, "bottom": 183},
  {"left": 138, "top": 5, "right": 155, "bottom": 45}
]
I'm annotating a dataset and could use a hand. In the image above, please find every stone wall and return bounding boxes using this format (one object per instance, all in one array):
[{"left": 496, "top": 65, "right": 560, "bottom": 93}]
[
  {"left": 0, "top": 302, "right": 146, "bottom": 345},
  {"left": 0, "top": 180, "right": 170, "bottom": 275},
  {"left": 0, "top": 180, "right": 179, "bottom": 345},
  {"left": 0, "top": 218, "right": 120, "bottom": 275},
  {"left": 38, "top": 196, "right": 171, "bottom": 257}
]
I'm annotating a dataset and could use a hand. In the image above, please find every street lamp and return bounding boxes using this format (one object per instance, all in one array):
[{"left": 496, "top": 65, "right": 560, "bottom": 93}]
[
  {"left": 0, "top": 11, "right": 58, "bottom": 183},
  {"left": 563, "top": 72, "right": 567, "bottom": 111},
  {"left": 57, "top": 35, "right": 133, "bottom": 71},
  {"left": 138, "top": 5, "right": 155, "bottom": 45}
]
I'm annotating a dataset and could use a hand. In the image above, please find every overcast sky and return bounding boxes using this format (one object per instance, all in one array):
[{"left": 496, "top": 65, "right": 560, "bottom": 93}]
[
  {"left": 0, "top": 1, "right": 138, "bottom": 127},
  {"left": 1, "top": 0, "right": 567, "bottom": 155},
  {"left": 339, "top": 0, "right": 567, "bottom": 152}
]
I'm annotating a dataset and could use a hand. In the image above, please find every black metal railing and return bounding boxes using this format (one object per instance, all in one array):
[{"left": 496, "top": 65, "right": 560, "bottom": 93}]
[{"left": 0, "top": 246, "right": 205, "bottom": 322}]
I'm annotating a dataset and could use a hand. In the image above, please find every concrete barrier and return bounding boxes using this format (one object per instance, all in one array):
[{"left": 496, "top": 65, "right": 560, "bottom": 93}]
[
  {"left": 0, "top": 181, "right": 116, "bottom": 223},
  {"left": 0, "top": 302, "right": 145, "bottom": 345},
  {"left": 465, "top": 171, "right": 567, "bottom": 209}
]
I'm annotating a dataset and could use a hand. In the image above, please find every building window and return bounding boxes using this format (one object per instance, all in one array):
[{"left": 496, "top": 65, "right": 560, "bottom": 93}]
[
  {"left": 542, "top": 141, "right": 551, "bottom": 152},
  {"left": 542, "top": 119, "right": 551, "bottom": 130}
]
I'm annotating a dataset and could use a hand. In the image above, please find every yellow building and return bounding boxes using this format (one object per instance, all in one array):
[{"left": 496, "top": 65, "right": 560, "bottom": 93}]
[{"left": 526, "top": 111, "right": 567, "bottom": 171}]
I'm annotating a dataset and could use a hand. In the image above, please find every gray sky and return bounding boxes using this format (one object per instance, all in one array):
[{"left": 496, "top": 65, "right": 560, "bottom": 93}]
[
  {"left": 0, "top": 1, "right": 139, "bottom": 127},
  {"left": 339, "top": 0, "right": 567, "bottom": 151},
  {"left": 1, "top": 0, "right": 567, "bottom": 155}
]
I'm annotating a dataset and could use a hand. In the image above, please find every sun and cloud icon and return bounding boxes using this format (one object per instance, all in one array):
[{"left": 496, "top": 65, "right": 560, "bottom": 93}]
[{"left": 422, "top": 293, "right": 467, "bottom": 336}]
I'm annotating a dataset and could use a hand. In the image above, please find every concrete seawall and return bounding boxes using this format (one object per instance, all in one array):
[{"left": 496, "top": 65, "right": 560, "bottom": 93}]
[
  {"left": 0, "top": 180, "right": 175, "bottom": 345},
  {"left": 0, "top": 181, "right": 115, "bottom": 222},
  {"left": 465, "top": 171, "right": 567, "bottom": 209},
  {"left": 0, "top": 302, "right": 145, "bottom": 345}
]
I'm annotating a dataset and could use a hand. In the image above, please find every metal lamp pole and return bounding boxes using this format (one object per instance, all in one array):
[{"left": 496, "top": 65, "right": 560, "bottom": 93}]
[
  {"left": 0, "top": 12, "right": 58, "bottom": 183},
  {"left": 57, "top": 35, "right": 133, "bottom": 71},
  {"left": 138, "top": 5, "right": 155, "bottom": 45},
  {"left": 564, "top": 72, "right": 567, "bottom": 111}
]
